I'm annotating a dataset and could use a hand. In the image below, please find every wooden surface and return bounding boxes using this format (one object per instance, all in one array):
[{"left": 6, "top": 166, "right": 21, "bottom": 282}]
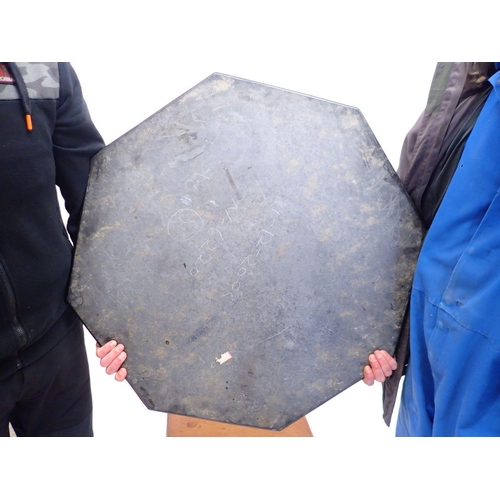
[{"left": 167, "top": 414, "right": 313, "bottom": 437}]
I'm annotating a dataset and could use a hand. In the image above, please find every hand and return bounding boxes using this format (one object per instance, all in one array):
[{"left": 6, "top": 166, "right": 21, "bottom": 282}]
[
  {"left": 363, "top": 350, "right": 397, "bottom": 386},
  {"left": 96, "top": 340, "right": 128, "bottom": 381}
]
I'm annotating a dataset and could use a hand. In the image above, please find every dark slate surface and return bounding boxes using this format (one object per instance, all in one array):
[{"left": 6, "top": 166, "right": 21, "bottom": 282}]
[{"left": 69, "top": 73, "right": 423, "bottom": 430}]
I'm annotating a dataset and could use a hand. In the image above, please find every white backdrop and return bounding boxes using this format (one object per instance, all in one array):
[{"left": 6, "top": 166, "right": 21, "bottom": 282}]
[{"left": 5, "top": 2, "right": 497, "bottom": 497}]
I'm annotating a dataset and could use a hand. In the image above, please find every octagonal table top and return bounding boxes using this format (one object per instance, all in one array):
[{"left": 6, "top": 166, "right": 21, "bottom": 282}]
[{"left": 69, "top": 73, "right": 423, "bottom": 430}]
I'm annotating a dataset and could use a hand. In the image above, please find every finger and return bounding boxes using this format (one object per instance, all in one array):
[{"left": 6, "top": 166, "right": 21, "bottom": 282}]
[
  {"left": 98, "top": 343, "right": 124, "bottom": 369},
  {"left": 96, "top": 340, "right": 118, "bottom": 359},
  {"left": 377, "top": 350, "right": 398, "bottom": 370},
  {"left": 363, "top": 365, "right": 375, "bottom": 386},
  {"left": 115, "top": 367, "right": 128, "bottom": 382},
  {"left": 374, "top": 350, "right": 397, "bottom": 377},
  {"left": 368, "top": 353, "right": 387, "bottom": 383},
  {"left": 104, "top": 350, "right": 127, "bottom": 375}
]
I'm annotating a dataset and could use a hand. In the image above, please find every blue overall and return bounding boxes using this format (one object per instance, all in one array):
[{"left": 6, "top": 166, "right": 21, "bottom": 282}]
[{"left": 396, "top": 69, "right": 500, "bottom": 436}]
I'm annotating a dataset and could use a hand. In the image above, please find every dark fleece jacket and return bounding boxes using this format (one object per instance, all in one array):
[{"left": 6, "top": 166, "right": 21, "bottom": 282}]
[{"left": 0, "top": 62, "right": 105, "bottom": 378}]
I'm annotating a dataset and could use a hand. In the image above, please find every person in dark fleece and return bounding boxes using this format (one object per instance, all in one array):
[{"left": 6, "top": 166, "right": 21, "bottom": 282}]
[{"left": 0, "top": 62, "right": 126, "bottom": 437}]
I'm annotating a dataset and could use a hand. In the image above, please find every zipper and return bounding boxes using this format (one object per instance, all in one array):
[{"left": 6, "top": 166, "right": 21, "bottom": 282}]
[{"left": 0, "top": 260, "right": 28, "bottom": 348}]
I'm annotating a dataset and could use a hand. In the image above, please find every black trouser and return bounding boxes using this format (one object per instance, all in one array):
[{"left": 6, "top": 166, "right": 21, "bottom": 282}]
[{"left": 0, "top": 319, "right": 93, "bottom": 437}]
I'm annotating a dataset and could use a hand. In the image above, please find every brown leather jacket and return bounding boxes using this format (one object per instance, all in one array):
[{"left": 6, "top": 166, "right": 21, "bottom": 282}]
[{"left": 381, "top": 62, "right": 496, "bottom": 425}]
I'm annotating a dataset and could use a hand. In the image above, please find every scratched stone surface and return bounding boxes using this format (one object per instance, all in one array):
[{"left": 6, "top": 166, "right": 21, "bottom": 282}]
[{"left": 69, "top": 73, "right": 424, "bottom": 430}]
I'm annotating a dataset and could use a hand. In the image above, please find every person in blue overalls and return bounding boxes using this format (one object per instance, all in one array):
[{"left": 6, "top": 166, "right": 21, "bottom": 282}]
[{"left": 363, "top": 62, "right": 500, "bottom": 436}]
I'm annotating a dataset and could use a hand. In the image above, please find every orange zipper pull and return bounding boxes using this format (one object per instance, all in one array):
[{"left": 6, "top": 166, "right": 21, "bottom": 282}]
[{"left": 25, "top": 114, "right": 33, "bottom": 131}]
